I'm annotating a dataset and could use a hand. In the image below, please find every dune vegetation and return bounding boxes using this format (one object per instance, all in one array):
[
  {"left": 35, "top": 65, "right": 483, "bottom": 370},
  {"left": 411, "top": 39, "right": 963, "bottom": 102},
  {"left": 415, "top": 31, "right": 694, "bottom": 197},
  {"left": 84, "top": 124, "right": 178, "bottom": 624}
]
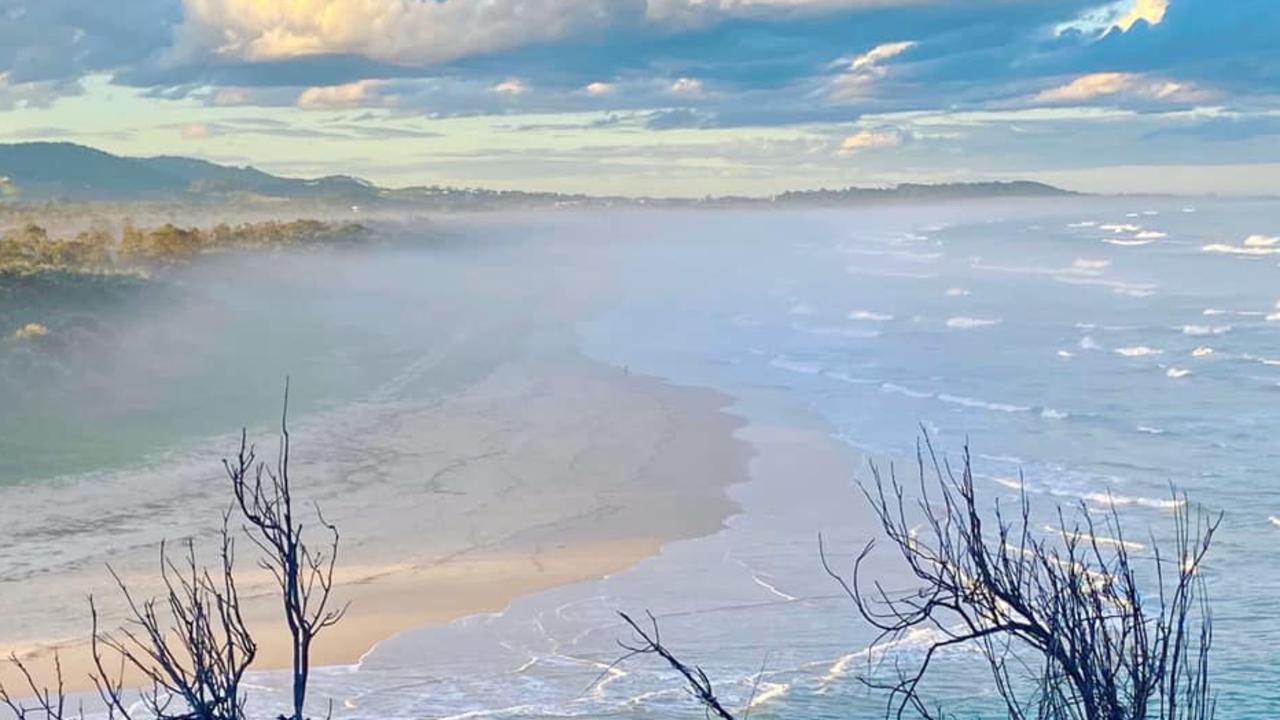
[{"left": 0, "top": 219, "right": 369, "bottom": 277}]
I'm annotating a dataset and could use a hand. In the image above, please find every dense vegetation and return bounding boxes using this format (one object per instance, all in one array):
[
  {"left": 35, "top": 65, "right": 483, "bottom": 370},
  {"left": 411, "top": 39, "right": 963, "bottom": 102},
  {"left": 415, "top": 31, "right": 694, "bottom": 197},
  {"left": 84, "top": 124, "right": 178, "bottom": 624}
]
[{"left": 0, "top": 219, "right": 368, "bottom": 276}]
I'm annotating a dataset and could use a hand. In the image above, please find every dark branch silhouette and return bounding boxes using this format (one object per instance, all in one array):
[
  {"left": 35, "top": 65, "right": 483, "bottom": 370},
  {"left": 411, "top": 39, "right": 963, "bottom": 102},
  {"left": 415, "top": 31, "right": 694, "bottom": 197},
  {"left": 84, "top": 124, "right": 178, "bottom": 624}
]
[
  {"left": 87, "top": 514, "right": 256, "bottom": 720},
  {"left": 826, "top": 436, "right": 1219, "bottom": 720},
  {"left": 223, "top": 384, "right": 346, "bottom": 720},
  {"left": 614, "top": 437, "right": 1218, "bottom": 720},
  {"left": 0, "top": 654, "right": 76, "bottom": 720},
  {"left": 612, "top": 611, "right": 738, "bottom": 720}
]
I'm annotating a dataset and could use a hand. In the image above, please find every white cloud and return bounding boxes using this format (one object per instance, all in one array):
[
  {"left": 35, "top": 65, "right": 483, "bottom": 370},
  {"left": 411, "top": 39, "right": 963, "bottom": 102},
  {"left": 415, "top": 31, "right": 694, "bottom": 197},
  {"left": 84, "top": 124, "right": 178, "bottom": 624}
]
[
  {"left": 669, "top": 77, "right": 705, "bottom": 97},
  {"left": 493, "top": 79, "right": 527, "bottom": 95},
  {"left": 837, "top": 128, "right": 901, "bottom": 154},
  {"left": 850, "top": 40, "right": 915, "bottom": 71},
  {"left": 584, "top": 81, "right": 615, "bottom": 96},
  {"left": 830, "top": 40, "right": 915, "bottom": 101},
  {"left": 1034, "top": 73, "right": 1212, "bottom": 104},
  {"left": 296, "top": 79, "right": 387, "bottom": 110}
]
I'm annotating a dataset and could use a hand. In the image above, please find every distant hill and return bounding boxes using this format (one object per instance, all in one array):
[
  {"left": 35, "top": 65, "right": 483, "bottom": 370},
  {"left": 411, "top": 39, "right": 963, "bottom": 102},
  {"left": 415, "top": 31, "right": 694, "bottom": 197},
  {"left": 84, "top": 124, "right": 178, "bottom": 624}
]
[
  {"left": 0, "top": 142, "right": 381, "bottom": 203},
  {"left": 0, "top": 142, "right": 1077, "bottom": 206}
]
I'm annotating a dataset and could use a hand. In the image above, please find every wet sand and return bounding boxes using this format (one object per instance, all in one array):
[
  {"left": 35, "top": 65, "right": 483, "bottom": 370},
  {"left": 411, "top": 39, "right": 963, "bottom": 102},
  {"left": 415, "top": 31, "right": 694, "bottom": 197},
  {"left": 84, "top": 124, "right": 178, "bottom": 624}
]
[{"left": 0, "top": 354, "right": 750, "bottom": 694}]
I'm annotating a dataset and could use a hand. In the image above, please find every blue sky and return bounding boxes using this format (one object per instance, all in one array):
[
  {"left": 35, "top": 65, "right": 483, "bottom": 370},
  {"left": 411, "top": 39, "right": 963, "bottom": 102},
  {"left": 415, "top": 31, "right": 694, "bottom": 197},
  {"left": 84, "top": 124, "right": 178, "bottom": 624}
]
[{"left": 1, "top": 0, "right": 1277, "bottom": 196}]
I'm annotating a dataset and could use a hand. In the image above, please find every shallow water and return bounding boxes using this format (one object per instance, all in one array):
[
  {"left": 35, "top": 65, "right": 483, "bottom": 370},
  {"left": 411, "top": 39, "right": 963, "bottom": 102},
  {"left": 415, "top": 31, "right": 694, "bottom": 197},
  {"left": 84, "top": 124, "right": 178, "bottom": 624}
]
[{"left": 5, "top": 198, "right": 1280, "bottom": 716}]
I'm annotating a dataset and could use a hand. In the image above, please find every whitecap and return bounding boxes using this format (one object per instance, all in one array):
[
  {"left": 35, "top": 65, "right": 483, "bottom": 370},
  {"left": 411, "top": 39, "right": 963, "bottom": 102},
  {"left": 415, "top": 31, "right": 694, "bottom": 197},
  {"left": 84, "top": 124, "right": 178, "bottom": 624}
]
[
  {"left": 1244, "top": 234, "right": 1279, "bottom": 247},
  {"left": 1041, "top": 408, "right": 1069, "bottom": 420},
  {"left": 1068, "top": 221, "right": 1098, "bottom": 228},
  {"left": 946, "top": 316, "right": 1002, "bottom": 329},
  {"left": 827, "top": 371, "right": 877, "bottom": 386},
  {"left": 770, "top": 356, "right": 822, "bottom": 375},
  {"left": 944, "top": 287, "right": 970, "bottom": 297},
  {"left": 1202, "top": 243, "right": 1280, "bottom": 256},
  {"left": 1083, "top": 492, "right": 1185, "bottom": 510},
  {"left": 1137, "top": 426, "right": 1165, "bottom": 435},
  {"left": 1051, "top": 525, "right": 1145, "bottom": 550},
  {"left": 1073, "top": 258, "right": 1111, "bottom": 271},
  {"left": 1167, "top": 367, "right": 1192, "bottom": 379},
  {"left": 881, "top": 382, "right": 933, "bottom": 399},
  {"left": 1141, "top": 210, "right": 1159, "bottom": 216},
  {"left": 1115, "top": 346, "right": 1162, "bottom": 357},
  {"left": 1192, "top": 346, "right": 1214, "bottom": 358},
  {"left": 937, "top": 393, "right": 1030, "bottom": 413},
  {"left": 1134, "top": 230, "right": 1167, "bottom": 239},
  {"left": 1241, "top": 353, "right": 1280, "bottom": 367},
  {"left": 848, "top": 310, "right": 894, "bottom": 322},
  {"left": 1104, "top": 238, "right": 1155, "bottom": 247},
  {"left": 1182, "top": 324, "right": 1231, "bottom": 336},
  {"left": 1268, "top": 312, "right": 1280, "bottom": 322},
  {"left": 1058, "top": 350, "right": 1075, "bottom": 358},
  {"left": 1080, "top": 336, "right": 1102, "bottom": 351},
  {"left": 1181, "top": 207, "right": 1197, "bottom": 213},
  {"left": 1113, "top": 287, "right": 1156, "bottom": 298},
  {"left": 992, "top": 476, "right": 1025, "bottom": 490},
  {"left": 1100, "top": 223, "right": 1142, "bottom": 233},
  {"left": 1269, "top": 516, "right": 1280, "bottom": 529}
]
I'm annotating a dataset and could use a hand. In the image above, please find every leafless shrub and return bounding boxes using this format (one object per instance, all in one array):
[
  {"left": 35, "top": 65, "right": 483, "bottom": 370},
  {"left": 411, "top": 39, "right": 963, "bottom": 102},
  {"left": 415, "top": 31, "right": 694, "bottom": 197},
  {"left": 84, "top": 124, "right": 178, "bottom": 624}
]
[
  {"left": 611, "top": 611, "right": 739, "bottom": 720},
  {"left": 0, "top": 654, "right": 77, "bottom": 720},
  {"left": 615, "top": 438, "right": 1218, "bottom": 720},
  {"left": 826, "top": 437, "right": 1219, "bottom": 720},
  {"left": 88, "top": 515, "right": 256, "bottom": 720},
  {"left": 222, "top": 387, "right": 346, "bottom": 720}
]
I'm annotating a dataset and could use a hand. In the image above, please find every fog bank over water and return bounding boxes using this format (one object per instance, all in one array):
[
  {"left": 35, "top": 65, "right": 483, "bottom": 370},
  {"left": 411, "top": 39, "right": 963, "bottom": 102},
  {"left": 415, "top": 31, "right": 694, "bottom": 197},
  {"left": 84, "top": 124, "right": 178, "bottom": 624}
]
[{"left": 2, "top": 198, "right": 1279, "bottom": 716}]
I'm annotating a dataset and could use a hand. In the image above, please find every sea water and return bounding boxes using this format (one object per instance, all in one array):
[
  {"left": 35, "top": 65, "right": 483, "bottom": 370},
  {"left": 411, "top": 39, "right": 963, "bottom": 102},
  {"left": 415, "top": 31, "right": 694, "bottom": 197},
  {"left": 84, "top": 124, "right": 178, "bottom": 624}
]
[
  {"left": 324, "top": 199, "right": 1280, "bottom": 718},
  {"left": 5, "top": 198, "right": 1280, "bottom": 717}
]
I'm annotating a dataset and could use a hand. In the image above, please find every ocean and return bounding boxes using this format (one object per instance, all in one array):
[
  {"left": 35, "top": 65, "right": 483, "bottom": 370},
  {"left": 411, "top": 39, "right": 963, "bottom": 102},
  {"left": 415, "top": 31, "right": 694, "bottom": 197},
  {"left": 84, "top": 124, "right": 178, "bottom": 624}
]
[{"left": 4, "top": 197, "right": 1279, "bottom": 717}]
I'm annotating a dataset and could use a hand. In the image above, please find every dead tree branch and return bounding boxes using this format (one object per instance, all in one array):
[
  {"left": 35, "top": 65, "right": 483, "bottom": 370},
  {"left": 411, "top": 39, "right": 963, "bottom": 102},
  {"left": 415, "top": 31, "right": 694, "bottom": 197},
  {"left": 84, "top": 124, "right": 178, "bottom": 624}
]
[
  {"left": 87, "top": 513, "right": 257, "bottom": 720},
  {"left": 0, "top": 654, "right": 77, "bottom": 720},
  {"left": 223, "top": 384, "right": 346, "bottom": 720},
  {"left": 831, "top": 436, "right": 1219, "bottom": 720}
]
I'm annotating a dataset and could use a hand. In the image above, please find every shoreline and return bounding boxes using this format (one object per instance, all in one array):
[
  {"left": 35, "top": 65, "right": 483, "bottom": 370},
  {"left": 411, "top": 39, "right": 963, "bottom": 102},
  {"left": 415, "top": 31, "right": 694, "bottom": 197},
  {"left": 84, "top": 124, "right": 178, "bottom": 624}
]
[{"left": 0, "top": 354, "right": 752, "bottom": 696}]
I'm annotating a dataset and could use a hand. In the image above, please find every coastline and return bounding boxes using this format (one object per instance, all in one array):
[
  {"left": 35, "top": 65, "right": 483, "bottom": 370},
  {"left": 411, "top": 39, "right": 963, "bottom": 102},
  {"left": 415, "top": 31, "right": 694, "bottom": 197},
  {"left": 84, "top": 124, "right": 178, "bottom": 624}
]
[{"left": 0, "top": 354, "right": 751, "bottom": 695}]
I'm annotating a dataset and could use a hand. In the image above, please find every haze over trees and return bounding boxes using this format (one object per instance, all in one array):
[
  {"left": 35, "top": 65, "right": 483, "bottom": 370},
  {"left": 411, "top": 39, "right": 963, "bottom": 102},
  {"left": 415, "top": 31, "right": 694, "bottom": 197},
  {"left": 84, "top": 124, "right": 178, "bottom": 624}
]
[{"left": 0, "top": 219, "right": 368, "bottom": 276}]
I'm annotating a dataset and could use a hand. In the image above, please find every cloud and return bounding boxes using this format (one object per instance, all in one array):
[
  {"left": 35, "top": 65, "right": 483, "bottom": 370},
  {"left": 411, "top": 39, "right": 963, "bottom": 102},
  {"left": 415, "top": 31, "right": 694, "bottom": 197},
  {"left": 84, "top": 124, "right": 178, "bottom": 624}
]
[
  {"left": 830, "top": 40, "right": 915, "bottom": 101},
  {"left": 584, "top": 81, "right": 615, "bottom": 96},
  {"left": 0, "top": 73, "right": 84, "bottom": 110},
  {"left": 212, "top": 87, "right": 254, "bottom": 106},
  {"left": 0, "top": 0, "right": 178, "bottom": 86},
  {"left": 669, "top": 77, "right": 706, "bottom": 97},
  {"left": 492, "top": 79, "right": 527, "bottom": 95},
  {"left": 1113, "top": 0, "right": 1169, "bottom": 31},
  {"left": 172, "top": 0, "right": 641, "bottom": 67},
  {"left": 1034, "top": 72, "right": 1212, "bottom": 104},
  {"left": 296, "top": 79, "right": 388, "bottom": 110},
  {"left": 850, "top": 40, "right": 916, "bottom": 71},
  {"left": 179, "top": 122, "right": 212, "bottom": 139},
  {"left": 838, "top": 128, "right": 901, "bottom": 154}
]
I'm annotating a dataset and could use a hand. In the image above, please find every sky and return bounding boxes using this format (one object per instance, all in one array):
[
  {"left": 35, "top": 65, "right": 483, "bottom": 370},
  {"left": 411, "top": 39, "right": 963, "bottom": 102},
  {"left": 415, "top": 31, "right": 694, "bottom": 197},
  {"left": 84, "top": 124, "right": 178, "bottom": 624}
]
[{"left": 0, "top": 0, "right": 1277, "bottom": 197}]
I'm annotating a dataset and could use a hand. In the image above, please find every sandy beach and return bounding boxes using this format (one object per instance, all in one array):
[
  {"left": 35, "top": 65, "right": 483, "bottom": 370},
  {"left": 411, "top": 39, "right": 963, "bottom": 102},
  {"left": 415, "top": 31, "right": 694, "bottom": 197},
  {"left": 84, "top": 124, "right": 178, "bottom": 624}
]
[{"left": 0, "top": 353, "right": 750, "bottom": 694}]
